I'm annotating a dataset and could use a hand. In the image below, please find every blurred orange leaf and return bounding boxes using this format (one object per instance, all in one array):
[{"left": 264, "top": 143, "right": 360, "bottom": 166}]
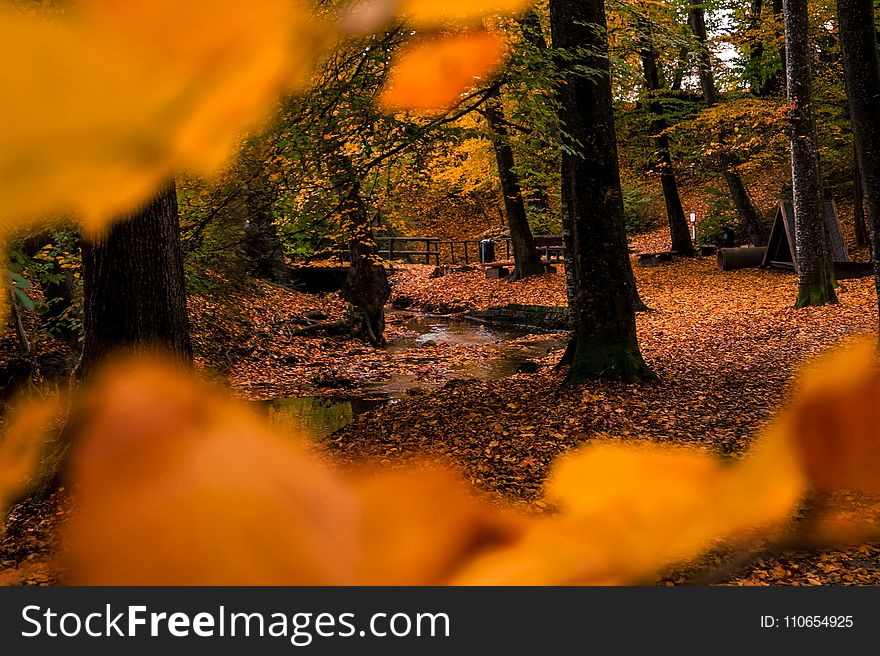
[
  {"left": 65, "top": 358, "right": 360, "bottom": 585},
  {"left": 0, "top": 0, "right": 329, "bottom": 237},
  {"left": 777, "top": 340, "right": 880, "bottom": 494},
  {"left": 354, "top": 467, "right": 525, "bottom": 585},
  {"left": 398, "top": 0, "right": 533, "bottom": 25},
  {"left": 62, "top": 358, "right": 808, "bottom": 586},
  {"left": 452, "top": 440, "right": 804, "bottom": 585},
  {"left": 380, "top": 32, "right": 505, "bottom": 112},
  {"left": 0, "top": 398, "right": 58, "bottom": 525}
]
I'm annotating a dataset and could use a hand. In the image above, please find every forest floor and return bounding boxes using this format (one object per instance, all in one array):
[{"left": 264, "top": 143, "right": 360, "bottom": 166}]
[{"left": 4, "top": 228, "right": 880, "bottom": 585}]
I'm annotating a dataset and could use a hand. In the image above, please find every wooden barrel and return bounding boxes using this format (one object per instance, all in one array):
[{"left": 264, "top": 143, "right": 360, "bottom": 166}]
[{"left": 716, "top": 247, "right": 768, "bottom": 272}]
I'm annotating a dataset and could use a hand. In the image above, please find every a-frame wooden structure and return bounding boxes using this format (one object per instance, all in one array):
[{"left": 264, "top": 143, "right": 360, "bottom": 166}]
[{"left": 762, "top": 200, "right": 849, "bottom": 271}]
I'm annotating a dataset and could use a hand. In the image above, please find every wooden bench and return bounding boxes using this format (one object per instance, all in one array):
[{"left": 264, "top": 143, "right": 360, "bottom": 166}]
[
  {"left": 533, "top": 235, "right": 565, "bottom": 262},
  {"left": 482, "top": 259, "right": 557, "bottom": 279},
  {"left": 636, "top": 251, "right": 678, "bottom": 267},
  {"left": 483, "top": 262, "right": 512, "bottom": 278}
]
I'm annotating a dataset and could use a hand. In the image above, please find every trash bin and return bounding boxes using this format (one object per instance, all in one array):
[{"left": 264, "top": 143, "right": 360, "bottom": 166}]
[
  {"left": 480, "top": 238, "right": 496, "bottom": 264},
  {"left": 721, "top": 225, "right": 736, "bottom": 248}
]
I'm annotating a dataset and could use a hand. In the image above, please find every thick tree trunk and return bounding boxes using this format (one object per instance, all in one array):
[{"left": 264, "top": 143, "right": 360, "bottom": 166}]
[
  {"left": 342, "top": 228, "right": 390, "bottom": 347},
  {"left": 783, "top": 0, "right": 838, "bottom": 307},
  {"left": 33, "top": 182, "right": 192, "bottom": 496},
  {"left": 243, "top": 183, "right": 288, "bottom": 285},
  {"left": 77, "top": 180, "right": 193, "bottom": 379},
  {"left": 689, "top": 5, "right": 769, "bottom": 246},
  {"left": 550, "top": 0, "right": 653, "bottom": 383},
  {"left": 484, "top": 97, "right": 545, "bottom": 281},
  {"left": 838, "top": 0, "right": 880, "bottom": 326},
  {"left": 333, "top": 156, "right": 391, "bottom": 346},
  {"left": 640, "top": 27, "right": 695, "bottom": 256}
]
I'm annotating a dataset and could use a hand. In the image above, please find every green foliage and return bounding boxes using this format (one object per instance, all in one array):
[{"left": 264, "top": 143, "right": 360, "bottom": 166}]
[
  {"left": 6, "top": 228, "right": 83, "bottom": 344},
  {"left": 622, "top": 184, "right": 661, "bottom": 235},
  {"left": 697, "top": 186, "right": 738, "bottom": 245}
]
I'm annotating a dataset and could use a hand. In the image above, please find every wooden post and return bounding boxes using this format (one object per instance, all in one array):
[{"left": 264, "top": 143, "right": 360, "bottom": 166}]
[
  {"left": 388, "top": 238, "right": 395, "bottom": 263},
  {"left": 464, "top": 242, "right": 469, "bottom": 264}
]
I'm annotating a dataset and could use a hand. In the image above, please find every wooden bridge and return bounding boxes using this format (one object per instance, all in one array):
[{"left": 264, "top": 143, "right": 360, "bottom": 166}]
[{"left": 376, "top": 235, "right": 563, "bottom": 266}]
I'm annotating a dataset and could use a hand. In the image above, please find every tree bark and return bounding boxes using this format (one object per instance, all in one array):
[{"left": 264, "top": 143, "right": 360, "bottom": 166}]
[
  {"left": 689, "top": 4, "right": 770, "bottom": 246},
  {"left": 77, "top": 180, "right": 193, "bottom": 379},
  {"left": 853, "top": 144, "right": 869, "bottom": 248},
  {"left": 838, "top": 0, "right": 880, "bottom": 325},
  {"left": 243, "top": 181, "right": 288, "bottom": 285},
  {"left": 484, "top": 96, "right": 546, "bottom": 281},
  {"left": 640, "top": 24, "right": 695, "bottom": 256},
  {"left": 332, "top": 155, "right": 391, "bottom": 346},
  {"left": 550, "top": 0, "right": 653, "bottom": 383},
  {"left": 783, "top": 0, "right": 838, "bottom": 307}
]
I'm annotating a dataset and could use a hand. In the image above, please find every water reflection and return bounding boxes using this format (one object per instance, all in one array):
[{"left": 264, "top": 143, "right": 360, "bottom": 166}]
[
  {"left": 263, "top": 395, "right": 391, "bottom": 441},
  {"left": 265, "top": 313, "right": 562, "bottom": 440}
]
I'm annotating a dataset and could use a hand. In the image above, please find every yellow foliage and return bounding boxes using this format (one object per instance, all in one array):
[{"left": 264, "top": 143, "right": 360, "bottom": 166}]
[{"left": 380, "top": 33, "right": 504, "bottom": 112}]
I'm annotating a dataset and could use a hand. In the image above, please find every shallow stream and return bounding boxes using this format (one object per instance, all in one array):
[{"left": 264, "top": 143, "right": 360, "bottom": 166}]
[{"left": 262, "top": 313, "right": 560, "bottom": 440}]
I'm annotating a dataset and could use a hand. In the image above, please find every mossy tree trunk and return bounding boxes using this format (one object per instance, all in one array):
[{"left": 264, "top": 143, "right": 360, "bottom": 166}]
[
  {"left": 550, "top": 0, "right": 653, "bottom": 384},
  {"left": 783, "top": 0, "right": 838, "bottom": 308}
]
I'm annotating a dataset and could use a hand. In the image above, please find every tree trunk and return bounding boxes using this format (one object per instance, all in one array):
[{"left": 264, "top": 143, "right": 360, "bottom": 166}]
[
  {"left": 853, "top": 144, "right": 869, "bottom": 248},
  {"left": 550, "top": 0, "right": 653, "bottom": 384},
  {"left": 748, "top": 0, "right": 786, "bottom": 96},
  {"left": 689, "top": 4, "right": 769, "bottom": 246},
  {"left": 640, "top": 25, "right": 695, "bottom": 256},
  {"left": 333, "top": 156, "right": 391, "bottom": 346},
  {"left": 243, "top": 182, "right": 288, "bottom": 285},
  {"left": 484, "top": 96, "right": 546, "bottom": 281},
  {"left": 516, "top": 11, "right": 558, "bottom": 236},
  {"left": 748, "top": 0, "right": 768, "bottom": 94},
  {"left": 838, "top": 0, "right": 880, "bottom": 325},
  {"left": 77, "top": 180, "right": 193, "bottom": 379},
  {"left": 783, "top": 0, "right": 838, "bottom": 307}
]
